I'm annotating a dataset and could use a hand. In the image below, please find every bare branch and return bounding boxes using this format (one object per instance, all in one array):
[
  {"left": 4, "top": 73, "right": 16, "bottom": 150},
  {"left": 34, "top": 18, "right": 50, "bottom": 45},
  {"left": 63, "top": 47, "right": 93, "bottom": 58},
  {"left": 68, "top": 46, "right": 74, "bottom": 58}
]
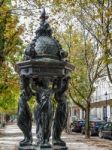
[
  {"left": 68, "top": 89, "right": 86, "bottom": 111},
  {"left": 70, "top": 80, "right": 87, "bottom": 101},
  {"left": 106, "top": 64, "right": 112, "bottom": 84}
]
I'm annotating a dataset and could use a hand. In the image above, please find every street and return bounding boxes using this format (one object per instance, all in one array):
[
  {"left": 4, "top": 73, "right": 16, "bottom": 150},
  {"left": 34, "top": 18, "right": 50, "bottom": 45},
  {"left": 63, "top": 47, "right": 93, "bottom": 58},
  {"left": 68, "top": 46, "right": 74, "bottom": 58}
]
[{"left": 0, "top": 124, "right": 112, "bottom": 150}]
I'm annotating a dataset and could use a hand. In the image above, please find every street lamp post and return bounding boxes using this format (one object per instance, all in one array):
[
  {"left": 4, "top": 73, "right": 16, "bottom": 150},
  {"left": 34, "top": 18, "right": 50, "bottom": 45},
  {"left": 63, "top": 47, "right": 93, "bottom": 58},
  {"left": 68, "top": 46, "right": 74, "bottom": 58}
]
[{"left": 105, "top": 92, "right": 108, "bottom": 122}]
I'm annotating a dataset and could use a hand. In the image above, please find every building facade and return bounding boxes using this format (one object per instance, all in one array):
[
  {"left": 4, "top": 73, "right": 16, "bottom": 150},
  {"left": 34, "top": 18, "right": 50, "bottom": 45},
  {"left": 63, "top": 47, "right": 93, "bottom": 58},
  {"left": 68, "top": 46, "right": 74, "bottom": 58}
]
[
  {"left": 69, "top": 75, "right": 112, "bottom": 122},
  {"left": 91, "top": 75, "right": 112, "bottom": 121}
]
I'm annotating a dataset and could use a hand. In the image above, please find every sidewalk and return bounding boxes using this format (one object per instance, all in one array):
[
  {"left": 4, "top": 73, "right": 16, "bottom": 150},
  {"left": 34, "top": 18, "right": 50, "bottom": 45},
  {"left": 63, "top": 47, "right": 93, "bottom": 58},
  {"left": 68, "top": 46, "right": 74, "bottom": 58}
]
[{"left": 0, "top": 124, "right": 112, "bottom": 150}]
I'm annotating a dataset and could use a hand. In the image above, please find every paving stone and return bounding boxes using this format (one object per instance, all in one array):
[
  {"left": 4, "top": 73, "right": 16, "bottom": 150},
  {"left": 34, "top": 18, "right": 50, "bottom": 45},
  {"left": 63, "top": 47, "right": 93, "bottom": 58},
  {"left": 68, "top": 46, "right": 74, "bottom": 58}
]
[{"left": 0, "top": 124, "right": 111, "bottom": 150}]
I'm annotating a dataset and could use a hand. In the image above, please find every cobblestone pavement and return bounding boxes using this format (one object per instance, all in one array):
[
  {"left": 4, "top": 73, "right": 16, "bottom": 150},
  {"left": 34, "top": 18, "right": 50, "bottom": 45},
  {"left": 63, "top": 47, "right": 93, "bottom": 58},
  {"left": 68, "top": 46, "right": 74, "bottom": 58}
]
[{"left": 0, "top": 124, "right": 112, "bottom": 150}]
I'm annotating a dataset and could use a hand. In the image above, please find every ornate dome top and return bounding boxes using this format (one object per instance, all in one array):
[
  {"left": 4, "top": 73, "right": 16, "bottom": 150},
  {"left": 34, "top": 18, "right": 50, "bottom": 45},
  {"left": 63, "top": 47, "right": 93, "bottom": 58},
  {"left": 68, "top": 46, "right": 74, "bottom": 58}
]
[{"left": 24, "top": 8, "right": 68, "bottom": 61}]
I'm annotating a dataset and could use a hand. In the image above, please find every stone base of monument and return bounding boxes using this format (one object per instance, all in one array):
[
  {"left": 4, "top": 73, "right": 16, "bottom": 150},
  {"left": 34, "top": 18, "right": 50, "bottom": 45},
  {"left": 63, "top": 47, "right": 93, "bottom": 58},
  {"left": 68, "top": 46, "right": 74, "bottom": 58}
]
[
  {"left": 18, "top": 144, "right": 68, "bottom": 150},
  {"left": 34, "top": 146, "right": 67, "bottom": 150},
  {"left": 18, "top": 145, "right": 68, "bottom": 150},
  {"left": 18, "top": 145, "right": 52, "bottom": 150},
  {"left": 34, "top": 143, "right": 52, "bottom": 150},
  {"left": 35, "top": 147, "right": 52, "bottom": 150}
]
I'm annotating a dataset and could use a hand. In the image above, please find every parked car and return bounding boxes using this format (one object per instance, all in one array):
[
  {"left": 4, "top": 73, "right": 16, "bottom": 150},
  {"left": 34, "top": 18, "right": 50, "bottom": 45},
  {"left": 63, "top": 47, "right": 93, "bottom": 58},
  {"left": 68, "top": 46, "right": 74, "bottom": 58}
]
[
  {"left": 99, "top": 122, "right": 112, "bottom": 139},
  {"left": 81, "top": 120, "right": 105, "bottom": 136},
  {"left": 71, "top": 120, "right": 85, "bottom": 132}
]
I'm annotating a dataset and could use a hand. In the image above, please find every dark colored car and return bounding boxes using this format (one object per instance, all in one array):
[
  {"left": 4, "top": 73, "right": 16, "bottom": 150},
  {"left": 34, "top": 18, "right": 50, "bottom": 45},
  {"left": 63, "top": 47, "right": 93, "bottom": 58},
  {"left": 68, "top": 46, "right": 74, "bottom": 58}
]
[
  {"left": 71, "top": 120, "right": 85, "bottom": 132},
  {"left": 99, "top": 122, "right": 112, "bottom": 139},
  {"left": 81, "top": 120, "right": 105, "bottom": 136}
]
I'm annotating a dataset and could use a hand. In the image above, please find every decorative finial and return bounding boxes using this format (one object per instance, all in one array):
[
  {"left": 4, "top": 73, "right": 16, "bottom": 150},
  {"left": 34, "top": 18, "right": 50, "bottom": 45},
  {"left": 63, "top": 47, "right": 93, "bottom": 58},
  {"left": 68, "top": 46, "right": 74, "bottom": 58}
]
[{"left": 40, "top": 7, "right": 48, "bottom": 22}]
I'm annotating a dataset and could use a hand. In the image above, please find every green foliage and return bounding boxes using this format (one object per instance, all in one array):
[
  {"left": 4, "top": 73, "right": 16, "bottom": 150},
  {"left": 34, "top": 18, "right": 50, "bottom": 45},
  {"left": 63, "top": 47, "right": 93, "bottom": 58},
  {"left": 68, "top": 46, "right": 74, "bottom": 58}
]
[
  {"left": 54, "top": 27, "right": 94, "bottom": 109},
  {"left": 28, "top": 96, "right": 36, "bottom": 111},
  {"left": 0, "top": 2, "right": 24, "bottom": 64},
  {"left": 0, "top": 1, "right": 24, "bottom": 113}
]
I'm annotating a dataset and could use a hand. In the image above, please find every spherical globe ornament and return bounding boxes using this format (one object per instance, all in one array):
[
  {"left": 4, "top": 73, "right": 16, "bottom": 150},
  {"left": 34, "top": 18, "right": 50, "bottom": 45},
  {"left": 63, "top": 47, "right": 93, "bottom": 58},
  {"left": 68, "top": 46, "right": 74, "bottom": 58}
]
[
  {"left": 24, "top": 8, "right": 67, "bottom": 61},
  {"left": 35, "top": 36, "right": 62, "bottom": 58}
]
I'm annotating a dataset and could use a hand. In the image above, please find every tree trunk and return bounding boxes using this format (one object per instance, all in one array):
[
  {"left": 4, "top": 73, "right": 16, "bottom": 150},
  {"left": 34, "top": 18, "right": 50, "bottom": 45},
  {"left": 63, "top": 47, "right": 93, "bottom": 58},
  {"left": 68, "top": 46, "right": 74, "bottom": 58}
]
[
  {"left": 66, "top": 108, "right": 71, "bottom": 134},
  {"left": 85, "top": 101, "right": 90, "bottom": 139}
]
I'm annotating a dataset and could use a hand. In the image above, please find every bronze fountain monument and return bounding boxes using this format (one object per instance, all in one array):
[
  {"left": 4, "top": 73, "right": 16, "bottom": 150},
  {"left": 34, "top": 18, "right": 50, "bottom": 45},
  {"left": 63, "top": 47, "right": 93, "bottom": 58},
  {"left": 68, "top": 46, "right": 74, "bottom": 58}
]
[{"left": 16, "top": 8, "right": 74, "bottom": 150}]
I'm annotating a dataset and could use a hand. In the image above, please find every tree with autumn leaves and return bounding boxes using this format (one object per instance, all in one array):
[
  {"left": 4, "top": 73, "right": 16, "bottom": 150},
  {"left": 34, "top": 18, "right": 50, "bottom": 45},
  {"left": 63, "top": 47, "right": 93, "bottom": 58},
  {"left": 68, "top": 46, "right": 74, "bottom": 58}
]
[
  {"left": 51, "top": 0, "right": 111, "bottom": 138},
  {"left": 49, "top": 0, "right": 111, "bottom": 138},
  {"left": 0, "top": 0, "right": 23, "bottom": 113},
  {"left": 54, "top": 25, "right": 105, "bottom": 138}
]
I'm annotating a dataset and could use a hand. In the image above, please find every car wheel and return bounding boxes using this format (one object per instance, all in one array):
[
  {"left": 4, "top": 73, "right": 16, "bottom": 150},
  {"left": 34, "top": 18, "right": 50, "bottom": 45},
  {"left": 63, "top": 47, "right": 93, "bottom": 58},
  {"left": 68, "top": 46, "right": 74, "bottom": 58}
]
[{"left": 99, "top": 131, "right": 103, "bottom": 138}]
